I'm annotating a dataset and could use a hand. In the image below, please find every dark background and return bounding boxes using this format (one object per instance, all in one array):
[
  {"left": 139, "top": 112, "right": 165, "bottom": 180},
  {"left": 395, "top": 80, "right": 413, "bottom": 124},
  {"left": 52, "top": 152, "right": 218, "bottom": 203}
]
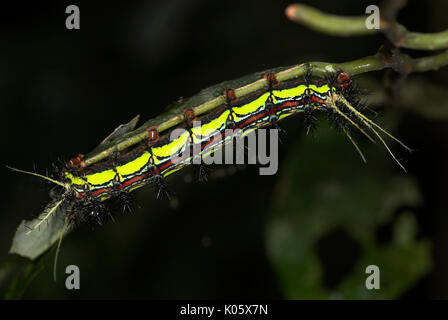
[{"left": 0, "top": 0, "right": 447, "bottom": 299}]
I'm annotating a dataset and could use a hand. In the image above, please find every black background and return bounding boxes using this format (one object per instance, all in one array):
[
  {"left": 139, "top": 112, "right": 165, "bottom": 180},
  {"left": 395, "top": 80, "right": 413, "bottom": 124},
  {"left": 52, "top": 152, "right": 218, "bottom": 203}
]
[{"left": 1, "top": 0, "right": 447, "bottom": 299}]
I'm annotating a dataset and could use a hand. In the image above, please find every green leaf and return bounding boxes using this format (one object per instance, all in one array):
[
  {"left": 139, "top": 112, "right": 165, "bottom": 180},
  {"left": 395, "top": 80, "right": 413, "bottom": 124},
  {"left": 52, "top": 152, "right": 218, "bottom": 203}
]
[
  {"left": 9, "top": 202, "right": 68, "bottom": 261},
  {"left": 3, "top": 258, "right": 45, "bottom": 300},
  {"left": 266, "top": 122, "right": 431, "bottom": 299}
]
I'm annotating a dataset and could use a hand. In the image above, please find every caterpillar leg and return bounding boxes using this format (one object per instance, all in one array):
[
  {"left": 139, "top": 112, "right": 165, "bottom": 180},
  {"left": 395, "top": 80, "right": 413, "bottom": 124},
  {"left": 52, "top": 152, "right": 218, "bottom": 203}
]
[
  {"left": 194, "top": 163, "right": 211, "bottom": 182},
  {"left": 117, "top": 191, "right": 134, "bottom": 214},
  {"left": 303, "top": 106, "right": 318, "bottom": 136},
  {"left": 154, "top": 175, "right": 172, "bottom": 200}
]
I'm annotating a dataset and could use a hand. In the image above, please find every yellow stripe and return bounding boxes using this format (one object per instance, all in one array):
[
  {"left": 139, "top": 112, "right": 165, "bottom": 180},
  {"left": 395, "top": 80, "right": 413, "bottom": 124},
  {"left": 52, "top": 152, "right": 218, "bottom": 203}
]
[
  {"left": 64, "top": 81, "right": 327, "bottom": 200},
  {"left": 116, "top": 151, "right": 150, "bottom": 177},
  {"left": 191, "top": 110, "right": 229, "bottom": 141},
  {"left": 127, "top": 181, "right": 146, "bottom": 193},
  {"left": 232, "top": 92, "right": 269, "bottom": 121},
  {"left": 272, "top": 84, "right": 307, "bottom": 99},
  {"left": 86, "top": 169, "right": 116, "bottom": 186},
  {"left": 309, "top": 84, "right": 330, "bottom": 94},
  {"left": 64, "top": 172, "right": 86, "bottom": 187},
  {"left": 164, "top": 164, "right": 184, "bottom": 177},
  {"left": 279, "top": 113, "right": 293, "bottom": 121},
  {"left": 152, "top": 131, "right": 190, "bottom": 159},
  {"left": 65, "top": 169, "right": 115, "bottom": 187}
]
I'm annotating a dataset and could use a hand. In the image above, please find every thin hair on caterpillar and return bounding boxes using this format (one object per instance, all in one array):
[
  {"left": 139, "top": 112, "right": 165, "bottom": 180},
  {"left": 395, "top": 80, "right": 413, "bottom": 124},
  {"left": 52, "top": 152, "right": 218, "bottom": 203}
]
[
  {"left": 7, "top": 70, "right": 413, "bottom": 234},
  {"left": 8, "top": 69, "right": 416, "bottom": 280}
]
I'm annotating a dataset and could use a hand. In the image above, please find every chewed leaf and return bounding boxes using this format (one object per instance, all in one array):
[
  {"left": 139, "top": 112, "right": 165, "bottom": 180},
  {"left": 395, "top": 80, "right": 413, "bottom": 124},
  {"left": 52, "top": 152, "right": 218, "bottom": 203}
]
[
  {"left": 99, "top": 114, "right": 140, "bottom": 146},
  {"left": 9, "top": 202, "right": 68, "bottom": 261}
]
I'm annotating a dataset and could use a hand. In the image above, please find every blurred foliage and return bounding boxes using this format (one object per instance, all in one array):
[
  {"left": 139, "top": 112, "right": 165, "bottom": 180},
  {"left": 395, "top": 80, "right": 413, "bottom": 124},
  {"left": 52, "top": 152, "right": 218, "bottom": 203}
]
[
  {"left": 266, "top": 121, "right": 431, "bottom": 299},
  {"left": 395, "top": 79, "right": 448, "bottom": 120},
  {"left": 0, "top": 256, "right": 45, "bottom": 300}
]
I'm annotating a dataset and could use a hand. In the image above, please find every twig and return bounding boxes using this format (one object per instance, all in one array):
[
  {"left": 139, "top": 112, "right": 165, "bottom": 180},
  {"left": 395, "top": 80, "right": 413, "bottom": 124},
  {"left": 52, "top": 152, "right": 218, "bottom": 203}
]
[
  {"left": 81, "top": 49, "right": 448, "bottom": 168},
  {"left": 285, "top": 3, "right": 448, "bottom": 50}
]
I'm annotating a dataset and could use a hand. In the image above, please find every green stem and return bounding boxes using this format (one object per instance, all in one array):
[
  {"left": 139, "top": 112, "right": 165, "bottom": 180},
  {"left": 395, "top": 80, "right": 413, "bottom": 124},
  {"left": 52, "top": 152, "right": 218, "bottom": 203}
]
[
  {"left": 285, "top": 3, "right": 448, "bottom": 50},
  {"left": 402, "top": 30, "right": 448, "bottom": 50},
  {"left": 82, "top": 55, "right": 384, "bottom": 167},
  {"left": 412, "top": 49, "right": 448, "bottom": 71},
  {"left": 82, "top": 49, "right": 448, "bottom": 168},
  {"left": 285, "top": 4, "right": 376, "bottom": 36}
]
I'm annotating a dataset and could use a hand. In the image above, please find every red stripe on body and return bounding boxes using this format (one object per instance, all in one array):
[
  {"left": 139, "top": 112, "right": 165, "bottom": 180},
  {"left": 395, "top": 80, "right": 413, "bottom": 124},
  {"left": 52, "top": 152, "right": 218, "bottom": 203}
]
[{"left": 75, "top": 99, "right": 310, "bottom": 201}]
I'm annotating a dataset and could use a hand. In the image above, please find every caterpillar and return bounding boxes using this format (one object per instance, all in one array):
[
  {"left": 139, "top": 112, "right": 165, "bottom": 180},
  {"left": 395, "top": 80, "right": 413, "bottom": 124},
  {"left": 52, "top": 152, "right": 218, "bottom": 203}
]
[{"left": 8, "top": 68, "right": 411, "bottom": 232}]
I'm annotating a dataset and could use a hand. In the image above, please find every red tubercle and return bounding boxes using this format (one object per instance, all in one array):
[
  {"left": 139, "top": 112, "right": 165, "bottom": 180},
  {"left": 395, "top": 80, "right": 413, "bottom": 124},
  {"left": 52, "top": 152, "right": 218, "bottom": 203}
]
[
  {"left": 68, "top": 153, "right": 85, "bottom": 168},
  {"left": 183, "top": 107, "right": 196, "bottom": 127},
  {"left": 336, "top": 71, "right": 352, "bottom": 90},
  {"left": 264, "top": 72, "right": 278, "bottom": 87},
  {"left": 224, "top": 88, "right": 237, "bottom": 102},
  {"left": 146, "top": 126, "right": 159, "bottom": 146}
]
